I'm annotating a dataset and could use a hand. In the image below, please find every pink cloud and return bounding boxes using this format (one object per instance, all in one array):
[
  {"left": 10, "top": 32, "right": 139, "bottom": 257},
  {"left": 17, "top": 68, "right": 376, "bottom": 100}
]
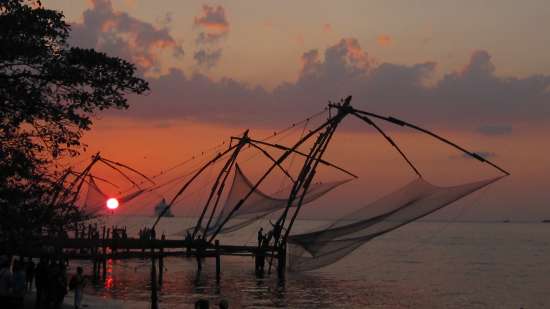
[
  {"left": 117, "top": 41, "right": 550, "bottom": 131},
  {"left": 323, "top": 23, "right": 332, "bottom": 33},
  {"left": 70, "top": 0, "right": 183, "bottom": 72},
  {"left": 194, "top": 5, "right": 229, "bottom": 33},
  {"left": 377, "top": 34, "right": 392, "bottom": 47},
  {"left": 192, "top": 5, "right": 230, "bottom": 69}
]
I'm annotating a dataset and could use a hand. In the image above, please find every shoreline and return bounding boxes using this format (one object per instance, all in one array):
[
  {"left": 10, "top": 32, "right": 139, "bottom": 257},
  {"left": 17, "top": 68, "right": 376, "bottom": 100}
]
[{"left": 23, "top": 290, "right": 148, "bottom": 309}]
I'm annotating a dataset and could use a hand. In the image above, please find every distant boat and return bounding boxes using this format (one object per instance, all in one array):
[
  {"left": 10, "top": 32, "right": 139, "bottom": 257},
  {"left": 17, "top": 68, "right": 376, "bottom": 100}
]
[
  {"left": 542, "top": 219, "right": 550, "bottom": 223},
  {"left": 502, "top": 219, "right": 510, "bottom": 223},
  {"left": 154, "top": 198, "right": 174, "bottom": 217}
]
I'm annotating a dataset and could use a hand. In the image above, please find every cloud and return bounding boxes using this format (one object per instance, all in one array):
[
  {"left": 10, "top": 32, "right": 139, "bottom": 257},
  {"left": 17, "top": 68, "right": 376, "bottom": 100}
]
[
  {"left": 323, "top": 23, "right": 332, "bottom": 33},
  {"left": 120, "top": 69, "right": 274, "bottom": 125},
  {"left": 117, "top": 38, "right": 550, "bottom": 131},
  {"left": 476, "top": 125, "right": 513, "bottom": 136},
  {"left": 377, "top": 34, "right": 392, "bottom": 47},
  {"left": 432, "top": 50, "right": 550, "bottom": 123},
  {"left": 192, "top": 5, "right": 229, "bottom": 69},
  {"left": 193, "top": 49, "right": 222, "bottom": 69},
  {"left": 70, "top": 0, "right": 183, "bottom": 72},
  {"left": 298, "top": 38, "right": 371, "bottom": 81},
  {"left": 193, "top": 5, "right": 229, "bottom": 33}
]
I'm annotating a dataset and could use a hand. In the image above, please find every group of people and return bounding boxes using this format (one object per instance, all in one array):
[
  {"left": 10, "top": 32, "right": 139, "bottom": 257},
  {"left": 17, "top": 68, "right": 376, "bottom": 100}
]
[
  {"left": 110, "top": 226, "right": 128, "bottom": 240},
  {"left": 0, "top": 257, "right": 34, "bottom": 308},
  {"left": 75, "top": 223, "right": 100, "bottom": 240},
  {"left": 138, "top": 227, "right": 156, "bottom": 240},
  {"left": 255, "top": 224, "right": 284, "bottom": 276},
  {"left": 258, "top": 222, "right": 284, "bottom": 248},
  {"left": 0, "top": 255, "right": 86, "bottom": 309}
]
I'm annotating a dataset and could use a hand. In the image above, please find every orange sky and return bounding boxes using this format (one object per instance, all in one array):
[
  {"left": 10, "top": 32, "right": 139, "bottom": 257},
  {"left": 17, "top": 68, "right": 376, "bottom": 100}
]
[
  {"left": 77, "top": 116, "right": 550, "bottom": 221},
  {"left": 38, "top": 0, "right": 550, "bottom": 221}
]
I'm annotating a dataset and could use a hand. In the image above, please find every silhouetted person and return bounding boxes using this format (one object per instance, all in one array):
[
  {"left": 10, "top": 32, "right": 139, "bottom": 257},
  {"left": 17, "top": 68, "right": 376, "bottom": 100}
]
[
  {"left": 257, "top": 228, "right": 264, "bottom": 248},
  {"left": 69, "top": 266, "right": 85, "bottom": 309},
  {"left": 52, "top": 262, "right": 67, "bottom": 309},
  {"left": 0, "top": 256, "right": 13, "bottom": 305},
  {"left": 270, "top": 221, "right": 282, "bottom": 246},
  {"left": 26, "top": 259, "right": 35, "bottom": 291},
  {"left": 219, "top": 299, "right": 229, "bottom": 309},
  {"left": 12, "top": 259, "right": 26, "bottom": 308},
  {"left": 195, "top": 298, "right": 209, "bottom": 309},
  {"left": 185, "top": 231, "right": 192, "bottom": 256},
  {"left": 35, "top": 257, "right": 49, "bottom": 309},
  {"left": 195, "top": 234, "right": 203, "bottom": 271}
]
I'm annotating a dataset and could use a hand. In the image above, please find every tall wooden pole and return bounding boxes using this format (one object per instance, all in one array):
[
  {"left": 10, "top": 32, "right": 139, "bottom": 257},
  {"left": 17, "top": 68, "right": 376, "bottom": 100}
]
[
  {"left": 150, "top": 234, "right": 158, "bottom": 309},
  {"left": 208, "top": 116, "right": 336, "bottom": 243},
  {"left": 194, "top": 130, "right": 249, "bottom": 240}
]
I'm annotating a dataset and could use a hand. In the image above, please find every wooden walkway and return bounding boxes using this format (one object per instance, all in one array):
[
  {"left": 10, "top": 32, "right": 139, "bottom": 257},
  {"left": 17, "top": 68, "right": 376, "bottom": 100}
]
[
  {"left": 21, "top": 237, "right": 278, "bottom": 259},
  {"left": 8, "top": 234, "right": 287, "bottom": 284}
]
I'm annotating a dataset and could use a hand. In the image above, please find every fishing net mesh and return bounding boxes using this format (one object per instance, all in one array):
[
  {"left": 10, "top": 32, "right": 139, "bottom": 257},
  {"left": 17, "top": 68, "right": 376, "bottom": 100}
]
[
  {"left": 287, "top": 176, "right": 502, "bottom": 271},
  {"left": 81, "top": 177, "right": 107, "bottom": 216},
  {"left": 80, "top": 177, "right": 146, "bottom": 217},
  {"left": 209, "top": 165, "right": 351, "bottom": 234}
]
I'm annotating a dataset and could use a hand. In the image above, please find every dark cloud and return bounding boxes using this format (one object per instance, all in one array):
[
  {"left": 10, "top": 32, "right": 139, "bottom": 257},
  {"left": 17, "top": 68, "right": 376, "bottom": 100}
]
[
  {"left": 70, "top": 0, "right": 183, "bottom": 72},
  {"left": 193, "top": 49, "right": 222, "bottom": 69},
  {"left": 192, "top": 5, "right": 229, "bottom": 69},
  {"left": 193, "top": 5, "right": 229, "bottom": 32},
  {"left": 118, "top": 38, "right": 550, "bottom": 131},
  {"left": 119, "top": 68, "right": 272, "bottom": 125},
  {"left": 476, "top": 125, "right": 513, "bottom": 136}
]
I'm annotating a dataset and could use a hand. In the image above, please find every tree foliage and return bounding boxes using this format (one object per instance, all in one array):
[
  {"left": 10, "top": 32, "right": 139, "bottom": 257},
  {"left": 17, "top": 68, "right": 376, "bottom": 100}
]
[{"left": 0, "top": 0, "right": 149, "bottom": 243}]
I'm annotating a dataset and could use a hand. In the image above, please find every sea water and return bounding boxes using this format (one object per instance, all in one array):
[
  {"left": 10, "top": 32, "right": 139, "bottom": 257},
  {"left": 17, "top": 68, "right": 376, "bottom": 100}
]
[{"left": 70, "top": 217, "right": 550, "bottom": 308}]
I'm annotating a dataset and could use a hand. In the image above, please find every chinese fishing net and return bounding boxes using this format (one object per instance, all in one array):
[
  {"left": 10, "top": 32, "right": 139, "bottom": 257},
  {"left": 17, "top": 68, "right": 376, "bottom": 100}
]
[
  {"left": 205, "top": 164, "right": 351, "bottom": 235},
  {"left": 287, "top": 176, "right": 503, "bottom": 271},
  {"left": 80, "top": 176, "right": 146, "bottom": 216}
]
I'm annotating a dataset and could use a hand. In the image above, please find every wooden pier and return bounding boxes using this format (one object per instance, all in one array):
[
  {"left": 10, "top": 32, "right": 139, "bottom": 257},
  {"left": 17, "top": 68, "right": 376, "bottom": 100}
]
[{"left": 6, "top": 234, "right": 285, "bottom": 281}]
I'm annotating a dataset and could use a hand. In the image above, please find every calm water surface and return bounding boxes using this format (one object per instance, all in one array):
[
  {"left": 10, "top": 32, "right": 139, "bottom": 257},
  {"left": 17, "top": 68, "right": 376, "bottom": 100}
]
[{"left": 70, "top": 218, "right": 550, "bottom": 308}]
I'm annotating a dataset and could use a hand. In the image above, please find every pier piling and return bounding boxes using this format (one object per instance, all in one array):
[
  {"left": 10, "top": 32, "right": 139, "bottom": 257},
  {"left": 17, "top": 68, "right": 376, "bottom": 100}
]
[
  {"left": 215, "top": 240, "right": 221, "bottom": 282},
  {"left": 150, "top": 243, "right": 158, "bottom": 309},
  {"left": 159, "top": 241, "right": 164, "bottom": 286}
]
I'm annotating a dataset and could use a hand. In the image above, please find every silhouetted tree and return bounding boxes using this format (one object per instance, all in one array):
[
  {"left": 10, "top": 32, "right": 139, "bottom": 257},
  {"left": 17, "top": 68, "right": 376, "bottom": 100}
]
[{"left": 0, "top": 0, "right": 149, "bottom": 246}]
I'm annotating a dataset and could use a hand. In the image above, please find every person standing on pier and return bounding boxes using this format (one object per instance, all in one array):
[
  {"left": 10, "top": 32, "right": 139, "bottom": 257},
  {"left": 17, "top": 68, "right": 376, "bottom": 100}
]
[
  {"left": 52, "top": 262, "right": 68, "bottom": 309},
  {"left": 0, "top": 256, "right": 13, "bottom": 305},
  {"left": 185, "top": 231, "right": 192, "bottom": 256},
  {"left": 257, "top": 228, "right": 264, "bottom": 248},
  {"left": 26, "top": 259, "right": 35, "bottom": 291},
  {"left": 12, "top": 259, "right": 27, "bottom": 308},
  {"left": 69, "top": 267, "right": 86, "bottom": 309},
  {"left": 195, "top": 234, "right": 203, "bottom": 271},
  {"left": 35, "top": 257, "right": 49, "bottom": 309}
]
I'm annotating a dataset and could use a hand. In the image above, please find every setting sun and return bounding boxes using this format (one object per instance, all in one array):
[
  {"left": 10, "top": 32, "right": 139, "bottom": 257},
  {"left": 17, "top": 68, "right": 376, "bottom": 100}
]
[{"left": 106, "top": 198, "right": 119, "bottom": 210}]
